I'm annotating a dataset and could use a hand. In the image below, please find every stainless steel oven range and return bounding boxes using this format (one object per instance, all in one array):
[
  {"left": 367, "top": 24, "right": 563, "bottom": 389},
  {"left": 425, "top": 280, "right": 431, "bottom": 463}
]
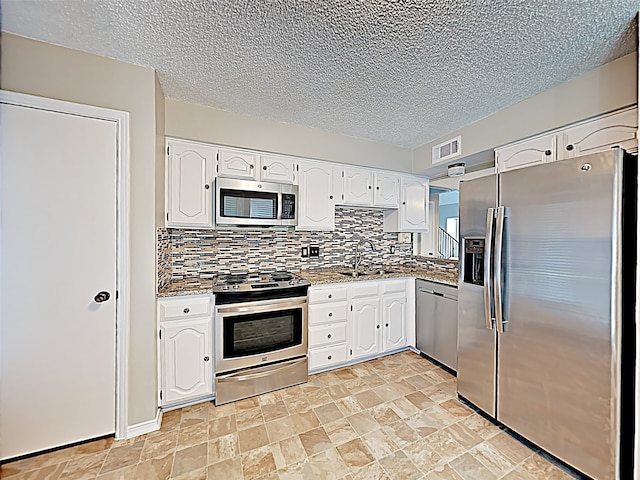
[{"left": 213, "top": 271, "right": 310, "bottom": 405}]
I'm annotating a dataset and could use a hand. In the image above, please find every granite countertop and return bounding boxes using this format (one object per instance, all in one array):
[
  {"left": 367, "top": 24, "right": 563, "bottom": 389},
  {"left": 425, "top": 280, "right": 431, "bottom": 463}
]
[{"left": 158, "top": 267, "right": 457, "bottom": 298}]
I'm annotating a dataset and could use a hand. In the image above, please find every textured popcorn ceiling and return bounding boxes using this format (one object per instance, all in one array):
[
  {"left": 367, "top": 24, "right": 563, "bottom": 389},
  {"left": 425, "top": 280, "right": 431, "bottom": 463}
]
[{"left": 2, "top": 0, "right": 637, "bottom": 148}]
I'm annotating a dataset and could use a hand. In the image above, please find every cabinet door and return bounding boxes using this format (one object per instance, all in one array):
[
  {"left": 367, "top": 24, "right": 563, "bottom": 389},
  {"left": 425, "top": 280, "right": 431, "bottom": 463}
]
[
  {"left": 166, "top": 140, "right": 216, "bottom": 227},
  {"left": 342, "top": 167, "right": 373, "bottom": 206},
  {"left": 382, "top": 293, "right": 407, "bottom": 352},
  {"left": 399, "top": 176, "right": 429, "bottom": 231},
  {"left": 374, "top": 172, "right": 400, "bottom": 207},
  {"left": 297, "top": 161, "right": 336, "bottom": 230},
  {"left": 218, "top": 148, "right": 258, "bottom": 180},
  {"left": 161, "top": 317, "right": 212, "bottom": 405},
  {"left": 260, "top": 155, "right": 296, "bottom": 184},
  {"left": 559, "top": 107, "right": 638, "bottom": 159},
  {"left": 495, "top": 135, "right": 555, "bottom": 172},
  {"left": 350, "top": 297, "right": 381, "bottom": 360}
]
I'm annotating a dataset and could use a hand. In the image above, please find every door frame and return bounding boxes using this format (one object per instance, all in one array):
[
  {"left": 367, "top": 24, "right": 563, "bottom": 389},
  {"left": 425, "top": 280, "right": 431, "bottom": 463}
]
[{"left": 0, "top": 90, "right": 130, "bottom": 439}]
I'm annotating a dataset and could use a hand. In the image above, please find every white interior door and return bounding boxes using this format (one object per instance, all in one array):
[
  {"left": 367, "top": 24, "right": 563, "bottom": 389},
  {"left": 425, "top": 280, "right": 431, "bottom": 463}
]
[{"left": 1, "top": 103, "right": 117, "bottom": 460}]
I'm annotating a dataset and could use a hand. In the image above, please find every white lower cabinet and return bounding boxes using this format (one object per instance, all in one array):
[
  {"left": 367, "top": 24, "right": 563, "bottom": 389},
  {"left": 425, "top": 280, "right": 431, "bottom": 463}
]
[
  {"left": 158, "top": 295, "right": 213, "bottom": 407},
  {"left": 308, "top": 279, "right": 411, "bottom": 373}
]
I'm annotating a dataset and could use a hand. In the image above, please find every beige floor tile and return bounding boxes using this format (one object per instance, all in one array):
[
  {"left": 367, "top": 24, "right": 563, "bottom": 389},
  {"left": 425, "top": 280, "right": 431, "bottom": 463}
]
[
  {"left": 370, "top": 403, "right": 403, "bottom": 426},
  {"left": 405, "top": 374, "right": 435, "bottom": 390},
  {"left": 520, "top": 454, "right": 576, "bottom": 479},
  {"left": 207, "top": 432, "right": 239, "bottom": 463},
  {"left": 171, "top": 443, "right": 207, "bottom": 477},
  {"left": 343, "top": 377, "right": 370, "bottom": 395},
  {"left": 177, "top": 422, "right": 209, "bottom": 448},
  {"left": 388, "top": 396, "right": 420, "bottom": 419},
  {"left": 378, "top": 450, "right": 422, "bottom": 480},
  {"left": 271, "top": 435, "right": 307, "bottom": 469},
  {"left": 206, "top": 456, "right": 243, "bottom": 479},
  {"left": 234, "top": 396, "right": 261, "bottom": 411},
  {"left": 361, "top": 373, "right": 387, "bottom": 388},
  {"left": 99, "top": 440, "right": 144, "bottom": 474},
  {"left": 402, "top": 438, "right": 443, "bottom": 474},
  {"left": 346, "top": 411, "right": 381, "bottom": 436},
  {"left": 208, "top": 414, "right": 237, "bottom": 438},
  {"left": 277, "top": 459, "right": 316, "bottom": 479},
  {"left": 405, "top": 390, "right": 436, "bottom": 410},
  {"left": 265, "top": 416, "right": 297, "bottom": 443},
  {"left": 334, "top": 368, "right": 359, "bottom": 382},
  {"left": 299, "top": 427, "right": 334, "bottom": 456},
  {"left": 261, "top": 400, "right": 289, "bottom": 422},
  {"left": 241, "top": 444, "right": 277, "bottom": 480},
  {"left": 308, "top": 447, "right": 350, "bottom": 480},
  {"left": 439, "top": 398, "right": 474, "bottom": 418},
  {"left": 382, "top": 420, "right": 421, "bottom": 449},
  {"left": 487, "top": 432, "right": 535, "bottom": 464},
  {"left": 424, "top": 463, "right": 464, "bottom": 479},
  {"left": 59, "top": 450, "right": 108, "bottom": 479},
  {"left": 500, "top": 465, "right": 538, "bottom": 479},
  {"left": 142, "top": 431, "right": 178, "bottom": 461},
  {"left": 361, "top": 428, "right": 398, "bottom": 458},
  {"left": 449, "top": 452, "right": 497, "bottom": 479},
  {"left": 354, "top": 389, "right": 385, "bottom": 409},
  {"left": 234, "top": 406, "right": 264, "bottom": 430},
  {"left": 237, "top": 424, "right": 270, "bottom": 453},
  {"left": 180, "top": 403, "right": 209, "bottom": 427},
  {"left": 96, "top": 464, "right": 138, "bottom": 480},
  {"left": 336, "top": 438, "right": 375, "bottom": 472},
  {"left": 133, "top": 452, "right": 173, "bottom": 480},
  {"left": 351, "top": 461, "right": 391, "bottom": 480},
  {"left": 470, "top": 441, "right": 518, "bottom": 476},
  {"left": 290, "top": 409, "right": 321, "bottom": 433},
  {"left": 314, "top": 402, "right": 345, "bottom": 424},
  {"left": 208, "top": 401, "right": 236, "bottom": 420},
  {"left": 404, "top": 411, "right": 439, "bottom": 437},
  {"left": 323, "top": 418, "right": 360, "bottom": 446},
  {"left": 458, "top": 414, "right": 501, "bottom": 440},
  {"left": 327, "top": 383, "right": 352, "bottom": 400},
  {"left": 172, "top": 467, "right": 207, "bottom": 479},
  {"left": 335, "top": 395, "right": 364, "bottom": 416},
  {"left": 425, "top": 429, "right": 466, "bottom": 462},
  {"left": 443, "top": 422, "right": 484, "bottom": 450}
]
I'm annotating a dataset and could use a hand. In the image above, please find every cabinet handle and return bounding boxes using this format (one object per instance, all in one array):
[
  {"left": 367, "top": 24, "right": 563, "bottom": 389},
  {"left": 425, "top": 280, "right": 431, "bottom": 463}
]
[
  {"left": 566, "top": 144, "right": 574, "bottom": 151},
  {"left": 376, "top": 186, "right": 380, "bottom": 190},
  {"left": 94, "top": 291, "right": 111, "bottom": 303},
  {"left": 329, "top": 195, "right": 333, "bottom": 200},
  {"left": 263, "top": 165, "right": 267, "bottom": 170},
  {"left": 204, "top": 356, "right": 210, "bottom": 362},
  {"left": 328, "top": 312, "right": 333, "bottom": 317},
  {"left": 204, "top": 184, "right": 210, "bottom": 189},
  {"left": 328, "top": 355, "right": 332, "bottom": 360},
  {"left": 327, "top": 334, "right": 332, "bottom": 339},
  {"left": 183, "top": 308, "right": 190, "bottom": 314},
  {"left": 250, "top": 164, "right": 254, "bottom": 169},
  {"left": 402, "top": 201, "right": 406, "bottom": 205},
  {"left": 376, "top": 325, "right": 380, "bottom": 329},
  {"left": 385, "top": 323, "right": 389, "bottom": 327},
  {"left": 368, "top": 185, "right": 372, "bottom": 189},
  {"left": 544, "top": 150, "right": 552, "bottom": 156},
  {"left": 328, "top": 294, "right": 332, "bottom": 299}
]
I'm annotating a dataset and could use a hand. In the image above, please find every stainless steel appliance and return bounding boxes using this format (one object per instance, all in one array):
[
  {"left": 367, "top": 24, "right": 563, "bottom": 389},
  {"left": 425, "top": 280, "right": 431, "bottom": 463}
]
[
  {"left": 457, "top": 148, "right": 636, "bottom": 479},
  {"left": 216, "top": 177, "right": 298, "bottom": 227},
  {"left": 416, "top": 279, "right": 458, "bottom": 372},
  {"left": 213, "top": 271, "right": 310, "bottom": 405}
]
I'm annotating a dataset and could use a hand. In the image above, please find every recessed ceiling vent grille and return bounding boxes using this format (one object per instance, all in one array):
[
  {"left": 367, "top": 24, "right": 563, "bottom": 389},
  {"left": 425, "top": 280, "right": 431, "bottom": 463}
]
[{"left": 432, "top": 136, "right": 461, "bottom": 164}]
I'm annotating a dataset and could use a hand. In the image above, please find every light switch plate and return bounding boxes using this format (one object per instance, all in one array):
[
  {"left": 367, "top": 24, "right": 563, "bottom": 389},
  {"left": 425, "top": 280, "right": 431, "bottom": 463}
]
[{"left": 301, "top": 246, "right": 309, "bottom": 257}]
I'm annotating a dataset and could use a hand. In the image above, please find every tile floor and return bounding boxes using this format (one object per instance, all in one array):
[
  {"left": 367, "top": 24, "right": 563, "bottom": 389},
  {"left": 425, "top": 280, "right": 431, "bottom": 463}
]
[{"left": 1, "top": 350, "right": 579, "bottom": 480}]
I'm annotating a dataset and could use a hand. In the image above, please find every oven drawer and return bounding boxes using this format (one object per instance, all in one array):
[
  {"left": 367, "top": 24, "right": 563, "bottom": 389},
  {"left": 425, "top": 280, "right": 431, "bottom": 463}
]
[
  {"left": 308, "top": 302, "right": 348, "bottom": 326},
  {"left": 309, "top": 344, "right": 348, "bottom": 371},
  {"left": 159, "top": 296, "right": 212, "bottom": 320},
  {"left": 309, "top": 285, "right": 348, "bottom": 304},
  {"left": 309, "top": 323, "right": 347, "bottom": 348}
]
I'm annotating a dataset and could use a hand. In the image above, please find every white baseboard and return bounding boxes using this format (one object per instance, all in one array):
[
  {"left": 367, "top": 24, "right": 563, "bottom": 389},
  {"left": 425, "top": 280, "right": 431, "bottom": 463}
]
[{"left": 125, "top": 409, "right": 162, "bottom": 439}]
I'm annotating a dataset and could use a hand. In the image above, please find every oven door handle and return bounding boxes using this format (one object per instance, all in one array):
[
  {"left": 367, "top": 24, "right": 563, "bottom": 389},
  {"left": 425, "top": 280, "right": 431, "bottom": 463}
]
[
  {"left": 216, "top": 297, "right": 308, "bottom": 315},
  {"left": 217, "top": 357, "right": 306, "bottom": 382}
]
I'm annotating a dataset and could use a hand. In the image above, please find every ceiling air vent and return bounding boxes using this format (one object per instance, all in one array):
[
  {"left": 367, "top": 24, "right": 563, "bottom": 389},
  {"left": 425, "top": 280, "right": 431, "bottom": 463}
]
[{"left": 432, "top": 136, "right": 461, "bottom": 164}]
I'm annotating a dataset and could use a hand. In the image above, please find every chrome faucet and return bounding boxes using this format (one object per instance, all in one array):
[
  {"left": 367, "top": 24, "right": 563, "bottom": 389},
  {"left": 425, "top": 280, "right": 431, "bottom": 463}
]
[{"left": 354, "top": 240, "right": 375, "bottom": 272}]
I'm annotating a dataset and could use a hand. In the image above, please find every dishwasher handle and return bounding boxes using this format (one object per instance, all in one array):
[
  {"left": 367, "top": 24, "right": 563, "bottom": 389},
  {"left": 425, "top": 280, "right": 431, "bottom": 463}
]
[{"left": 418, "top": 287, "right": 457, "bottom": 301}]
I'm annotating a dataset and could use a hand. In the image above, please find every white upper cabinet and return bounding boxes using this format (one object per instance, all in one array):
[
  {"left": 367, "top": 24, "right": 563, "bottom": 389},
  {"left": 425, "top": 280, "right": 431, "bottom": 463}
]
[
  {"left": 342, "top": 167, "right": 374, "bottom": 206},
  {"left": 218, "top": 148, "right": 258, "bottom": 179},
  {"left": 384, "top": 175, "right": 430, "bottom": 232},
  {"left": 297, "top": 160, "right": 338, "bottom": 231},
  {"left": 166, "top": 138, "right": 216, "bottom": 228},
  {"left": 495, "top": 134, "right": 556, "bottom": 173},
  {"left": 559, "top": 107, "right": 638, "bottom": 159},
  {"left": 260, "top": 154, "right": 296, "bottom": 184},
  {"left": 373, "top": 172, "right": 400, "bottom": 207},
  {"left": 496, "top": 106, "right": 638, "bottom": 173}
]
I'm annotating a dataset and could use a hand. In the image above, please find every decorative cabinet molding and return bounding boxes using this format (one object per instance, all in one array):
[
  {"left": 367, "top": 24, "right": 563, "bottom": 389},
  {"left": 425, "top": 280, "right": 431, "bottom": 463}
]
[
  {"left": 297, "top": 160, "right": 340, "bottom": 231},
  {"left": 496, "top": 106, "right": 638, "bottom": 173},
  {"left": 158, "top": 295, "right": 213, "bottom": 407},
  {"left": 373, "top": 172, "right": 400, "bottom": 208},
  {"left": 383, "top": 175, "right": 430, "bottom": 232},
  {"left": 218, "top": 148, "right": 258, "bottom": 179},
  {"left": 166, "top": 139, "right": 216, "bottom": 228},
  {"left": 342, "top": 167, "right": 374, "bottom": 206}
]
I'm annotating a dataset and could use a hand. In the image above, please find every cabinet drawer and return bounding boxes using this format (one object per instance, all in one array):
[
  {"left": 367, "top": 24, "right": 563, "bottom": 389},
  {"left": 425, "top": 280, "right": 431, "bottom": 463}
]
[
  {"left": 380, "top": 279, "right": 406, "bottom": 295},
  {"left": 351, "top": 281, "right": 380, "bottom": 299},
  {"left": 309, "top": 323, "right": 347, "bottom": 348},
  {"left": 309, "top": 302, "right": 348, "bottom": 326},
  {"left": 159, "top": 296, "right": 211, "bottom": 320},
  {"left": 309, "top": 285, "right": 347, "bottom": 304},
  {"left": 309, "top": 344, "right": 348, "bottom": 371}
]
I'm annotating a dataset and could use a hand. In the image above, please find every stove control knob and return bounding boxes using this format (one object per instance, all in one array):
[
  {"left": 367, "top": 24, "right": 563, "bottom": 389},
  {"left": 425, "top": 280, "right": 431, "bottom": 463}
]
[
  {"left": 222, "top": 285, "right": 229, "bottom": 290},
  {"left": 289, "top": 280, "right": 295, "bottom": 285},
  {"left": 233, "top": 285, "right": 239, "bottom": 289}
]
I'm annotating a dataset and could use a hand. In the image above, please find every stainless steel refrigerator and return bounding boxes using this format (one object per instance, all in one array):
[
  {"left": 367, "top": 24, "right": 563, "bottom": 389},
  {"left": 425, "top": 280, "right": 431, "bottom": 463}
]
[{"left": 457, "top": 148, "right": 635, "bottom": 480}]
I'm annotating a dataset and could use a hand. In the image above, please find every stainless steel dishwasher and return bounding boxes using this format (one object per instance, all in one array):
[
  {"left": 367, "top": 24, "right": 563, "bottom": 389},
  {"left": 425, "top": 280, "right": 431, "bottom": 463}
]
[{"left": 416, "top": 279, "right": 458, "bottom": 372}]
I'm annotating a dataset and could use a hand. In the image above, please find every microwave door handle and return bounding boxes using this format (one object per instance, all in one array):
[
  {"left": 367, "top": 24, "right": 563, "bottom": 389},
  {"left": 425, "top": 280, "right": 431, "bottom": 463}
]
[
  {"left": 276, "top": 192, "right": 283, "bottom": 223},
  {"left": 484, "top": 208, "right": 495, "bottom": 330},
  {"left": 494, "top": 206, "right": 506, "bottom": 333}
]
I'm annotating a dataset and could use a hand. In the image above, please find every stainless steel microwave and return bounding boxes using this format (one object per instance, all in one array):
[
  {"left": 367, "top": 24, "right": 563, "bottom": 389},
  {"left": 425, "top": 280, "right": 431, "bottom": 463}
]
[{"left": 215, "top": 177, "right": 298, "bottom": 227}]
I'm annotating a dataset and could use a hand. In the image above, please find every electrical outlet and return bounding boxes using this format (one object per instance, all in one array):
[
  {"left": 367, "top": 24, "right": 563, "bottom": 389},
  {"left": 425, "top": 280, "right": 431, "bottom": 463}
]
[
  {"left": 390, "top": 246, "right": 395, "bottom": 254},
  {"left": 309, "top": 245, "right": 320, "bottom": 257},
  {"left": 301, "top": 246, "right": 309, "bottom": 257}
]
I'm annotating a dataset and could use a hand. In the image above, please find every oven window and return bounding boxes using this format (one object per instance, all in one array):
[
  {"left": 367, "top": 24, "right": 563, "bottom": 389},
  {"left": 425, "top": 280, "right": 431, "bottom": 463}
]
[
  {"left": 220, "top": 189, "right": 277, "bottom": 219},
  {"left": 223, "top": 308, "right": 303, "bottom": 358}
]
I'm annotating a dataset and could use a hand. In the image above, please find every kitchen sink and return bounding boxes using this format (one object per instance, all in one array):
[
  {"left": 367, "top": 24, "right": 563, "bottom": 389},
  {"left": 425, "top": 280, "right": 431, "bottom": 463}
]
[{"left": 337, "top": 269, "right": 402, "bottom": 277}]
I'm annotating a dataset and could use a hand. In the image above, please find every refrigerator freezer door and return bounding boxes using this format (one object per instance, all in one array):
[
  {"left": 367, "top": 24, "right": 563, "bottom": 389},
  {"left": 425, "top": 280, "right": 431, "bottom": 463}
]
[
  {"left": 497, "top": 150, "right": 621, "bottom": 480},
  {"left": 457, "top": 174, "right": 498, "bottom": 416}
]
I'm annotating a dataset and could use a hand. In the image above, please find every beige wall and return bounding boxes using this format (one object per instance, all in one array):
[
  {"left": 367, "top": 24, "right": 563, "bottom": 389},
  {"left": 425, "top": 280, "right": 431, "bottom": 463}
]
[
  {"left": 155, "top": 74, "right": 166, "bottom": 227},
  {"left": 414, "top": 52, "right": 639, "bottom": 173},
  {"left": 1, "top": 33, "right": 159, "bottom": 427},
  {"left": 165, "top": 99, "right": 414, "bottom": 172}
]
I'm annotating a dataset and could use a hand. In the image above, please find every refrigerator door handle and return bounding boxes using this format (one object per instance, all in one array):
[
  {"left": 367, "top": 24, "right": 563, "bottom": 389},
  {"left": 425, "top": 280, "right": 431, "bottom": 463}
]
[
  {"left": 483, "top": 207, "right": 495, "bottom": 330},
  {"left": 494, "top": 205, "right": 506, "bottom": 333}
]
